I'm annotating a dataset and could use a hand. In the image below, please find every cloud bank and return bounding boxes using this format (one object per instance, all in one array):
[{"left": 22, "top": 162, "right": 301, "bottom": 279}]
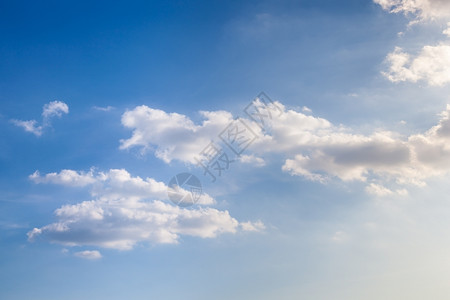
[{"left": 120, "top": 102, "right": 450, "bottom": 195}]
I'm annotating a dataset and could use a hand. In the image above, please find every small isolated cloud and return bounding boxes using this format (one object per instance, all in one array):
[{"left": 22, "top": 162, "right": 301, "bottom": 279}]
[
  {"left": 383, "top": 45, "right": 450, "bottom": 86},
  {"left": 74, "top": 250, "right": 102, "bottom": 260},
  {"left": 11, "top": 100, "right": 69, "bottom": 136},
  {"left": 93, "top": 106, "right": 114, "bottom": 112},
  {"left": 28, "top": 168, "right": 260, "bottom": 250},
  {"left": 42, "top": 101, "right": 69, "bottom": 120}
]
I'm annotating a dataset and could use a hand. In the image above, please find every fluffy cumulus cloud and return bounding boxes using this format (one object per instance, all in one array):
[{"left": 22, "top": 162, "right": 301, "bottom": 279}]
[
  {"left": 42, "top": 101, "right": 69, "bottom": 120},
  {"left": 11, "top": 100, "right": 69, "bottom": 136},
  {"left": 120, "top": 102, "right": 450, "bottom": 195},
  {"left": 120, "top": 106, "right": 235, "bottom": 163},
  {"left": 28, "top": 168, "right": 262, "bottom": 250},
  {"left": 29, "top": 168, "right": 216, "bottom": 205},
  {"left": 383, "top": 45, "right": 450, "bottom": 86},
  {"left": 30, "top": 169, "right": 97, "bottom": 187}
]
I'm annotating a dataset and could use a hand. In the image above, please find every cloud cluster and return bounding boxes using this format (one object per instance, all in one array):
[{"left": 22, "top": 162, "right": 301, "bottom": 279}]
[
  {"left": 28, "top": 168, "right": 263, "bottom": 250},
  {"left": 120, "top": 102, "right": 450, "bottom": 195},
  {"left": 374, "top": 0, "right": 450, "bottom": 21},
  {"left": 374, "top": 0, "right": 450, "bottom": 86},
  {"left": 11, "top": 100, "right": 69, "bottom": 136},
  {"left": 263, "top": 103, "right": 450, "bottom": 189}
]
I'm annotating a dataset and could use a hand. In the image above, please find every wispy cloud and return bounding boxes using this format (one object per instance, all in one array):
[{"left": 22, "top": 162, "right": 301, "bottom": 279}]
[
  {"left": 74, "top": 250, "right": 102, "bottom": 260},
  {"left": 93, "top": 105, "right": 115, "bottom": 112},
  {"left": 11, "top": 100, "right": 69, "bottom": 136},
  {"left": 10, "top": 119, "right": 43, "bottom": 136}
]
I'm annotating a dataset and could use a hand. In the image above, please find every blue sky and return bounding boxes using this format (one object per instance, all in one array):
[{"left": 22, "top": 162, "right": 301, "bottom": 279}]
[{"left": 2, "top": 0, "right": 450, "bottom": 299}]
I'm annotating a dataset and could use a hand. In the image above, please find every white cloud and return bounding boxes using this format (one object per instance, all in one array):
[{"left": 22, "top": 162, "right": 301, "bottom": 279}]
[
  {"left": 30, "top": 169, "right": 96, "bottom": 187},
  {"left": 375, "top": 1, "right": 450, "bottom": 86},
  {"left": 12, "top": 100, "right": 69, "bottom": 136},
  {"left": 383, "top": 45, "right": 450, "bottom": 86},
  {"left": 239, "top": 154, "right": 266, "bottom": 167},
  {"left": 29, "top": 199, "right": 240, "bottom": 250},
  {"left": 301, "top": 106, "right": 312, "bottom": 113},
  {"left": 120, "top": 106, "right": 235, "bottom": 163},
  {"left": 10, "top": 120, "right": 43, "bottom": 136},
  {"left": 277, "top": 104, "right": 450, "bottom": 187},
  {"left": 374, "top": 0, "right": 450, "bottom": 22},
  {"left": 42, "top": 101, "right": 69, "bottom": 120},
  {"left": 119, "top": 102, "right": 450, "bottom": 195},
  {"left": 365, "top": 183, "right": 409, "bottom": 196},
  {"left": 240, "top": 220, "right": 266, "bottom": 232},
  {"left": 74, "top": 250, "right": 102, "bottom": 260},
  {"left": 28, "top": 168, "right": 260, "bottom": 250},
  {"left": 443, "top": 22, "right": 450, "bottom": 36},
  {"left": 31, "top": 168, "right": 179, "bottom": 202},
  {"left": 93, "top": 105, "right": 114, "bottom": 112},
  {"left": 365, "top": 183, "right": 394, "bottom": 196},
  {"left": 30, "top": 168, "right": 216, "bottom": 206}
]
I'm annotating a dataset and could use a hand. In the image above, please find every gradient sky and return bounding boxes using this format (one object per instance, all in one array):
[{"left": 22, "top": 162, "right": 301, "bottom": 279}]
[{"left": 2, "top": 1, "right": 450, "bottom": 299}]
